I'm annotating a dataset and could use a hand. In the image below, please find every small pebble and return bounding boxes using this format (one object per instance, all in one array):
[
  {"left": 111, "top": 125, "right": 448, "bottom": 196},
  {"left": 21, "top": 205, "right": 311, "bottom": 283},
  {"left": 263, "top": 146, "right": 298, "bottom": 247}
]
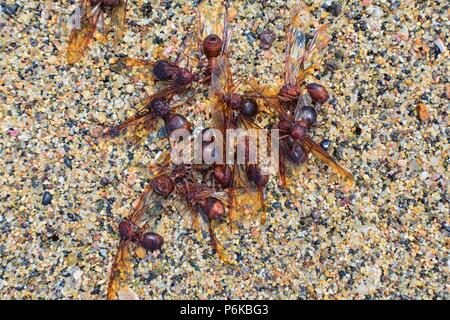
[
  {"left": 259, "top": 30, "right": 276, "bottom": 50},
  {"left": 416, "top": 103, "right": 429, "bottom": 122},
  {"left": 100, "top": 177, "right": 110, "bottom": 186},
  {"left": 320, "top": 139, "right": 331, "bottom": 151},
  {"left": 328, "top": 1, "right": 342, "bottom": 17},
  {"left": 42, "top": 192, "right": 53, "bottom": 206}
]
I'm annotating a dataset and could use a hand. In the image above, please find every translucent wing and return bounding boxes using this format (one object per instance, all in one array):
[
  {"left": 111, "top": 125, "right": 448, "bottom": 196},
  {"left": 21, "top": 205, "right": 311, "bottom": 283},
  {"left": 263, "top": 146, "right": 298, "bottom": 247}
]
[
  {"left": 175, "top": 33, "right": 202, "bottom": 69},
  {"left": 111, "top": 0, "right": 128, "bottom": 42},
  {"left": 197, "top": 1, "right": 228, "bottom": 56},
  {"left": 208, "top": 220, "right": 236, "bottom": 265},
  {"left": 246, "top": 78, "right": 289, "bottom": 119},
  {"left": 111, "top": 57, "right": 155, "bottom": 70},
  {"left": 293, "top": 92, "right": 312, "bottom": 121},
  {"left": 210, "top": 54, "right": 231, "bottom": 98},
  {"left": 107, "top": 240, "right": 132, "bottom": 300},
  {"left": 102, "top": 107, "right": 158, "bottom": 142},
  {"left": 285, "top": 3, "right": 330, "bottom": 86},
  {"left": 128, "top": 185, "right": 154, "bottom": 223},
  {"left": 285, "top": 2, "right": 311, "bottom": 85},
  {"left": 110, "top": 57, "right": 159, "bottom": 83},
  {"left": 301, "top": 24, "right": 329, "bottom": 75},
  {"left": 67, "top": 2, "right": 103, "bottom": 64},
  {"left": 297, "top": 135, "right": 354, "bottom": 188}
]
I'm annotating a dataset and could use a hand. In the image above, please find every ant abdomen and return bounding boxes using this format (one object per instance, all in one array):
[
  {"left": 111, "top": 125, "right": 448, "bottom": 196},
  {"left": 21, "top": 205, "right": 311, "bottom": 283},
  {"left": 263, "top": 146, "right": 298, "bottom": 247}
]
[
  {"left": 203, "top": 34, "right": 223, "bottom": 59},
  {"left": 201, "top": 197, "right": 225, "bottom": 220},
  {"left": 284, "top": 139, "right": 308, "bottom": 165},
  {"left": 240, "top": 99, "right": 258, "bottom": 118},
  {"left": 165, "top": 114, "right": 192, "bottom": 136},
  {"left": 152, "top": 174, "right": 176, "bottom": 197},
  {"left": 306, "top": 83, "right": 329, "bottom": 104},
  {"left": 139, "top": 232, "right": 164, "bottom": 251},
  {"left": 297, "top": 106, "right": 317, "bottom": 127}
]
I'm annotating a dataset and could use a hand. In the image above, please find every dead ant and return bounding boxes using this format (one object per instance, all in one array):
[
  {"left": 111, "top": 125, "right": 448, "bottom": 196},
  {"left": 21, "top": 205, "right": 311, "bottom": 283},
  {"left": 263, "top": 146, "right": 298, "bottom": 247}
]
[
  {"left": 67, "top": 0, "right": 128, "bottom": 64},
  {"left": 266, "top": 2, "right": 330, "bottom": 109},
  {"left": 107, "top": 159, "right": 234, "bottom": 299},
  {"left": 248, "top": 79, "right": 354, "bottom": 189},
  {"left": 108, "top": 0, "right": 231, "bottom": 108},
  {"left": 101, "top": 96, "right": 193, "bottom": 145}
]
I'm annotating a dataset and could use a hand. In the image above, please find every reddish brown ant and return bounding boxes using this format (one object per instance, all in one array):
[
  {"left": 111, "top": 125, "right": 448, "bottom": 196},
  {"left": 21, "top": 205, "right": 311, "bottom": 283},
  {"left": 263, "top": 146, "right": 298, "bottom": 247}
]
[
  {"left": 175, "top": 178, "right": 234, "bottom": 264},
  {"left": 248, "top": 80, "right": 354, "bottom": 189},
  {"left": 202, "top": 53, "right": 270, "bottom": 225},
  {"left": 67, "top": 0, "right": 128, "bottom": 64},
  {"left": 107, "top": 161, "right": 193, "bottom": 300},
  {"left": 101, "top": 96, "right": 193, "bottom": 145},
  {"left": 264, "top": 2, "right": 330, "bottom": 109},
  {"left": 107, "top": 159, "right": 234, "bottom": 299},
  {"left": 108, "top": 1, "right": 230, "bottom": 112},
  {"left": 107, "top": 181, "right": 164, "bottom": 300}
]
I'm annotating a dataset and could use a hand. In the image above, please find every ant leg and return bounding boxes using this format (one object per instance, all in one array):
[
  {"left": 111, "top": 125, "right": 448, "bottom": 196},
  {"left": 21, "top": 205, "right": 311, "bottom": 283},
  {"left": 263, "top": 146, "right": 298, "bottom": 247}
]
[
  {"left": 258, "top": 187, "right": 267, "bottom": 225},
  {"left": 279, "top": 153, "right": 287, "bottom": 188},
  {"left": 207, "top": 219, "right": 233, "bottom": 264}
]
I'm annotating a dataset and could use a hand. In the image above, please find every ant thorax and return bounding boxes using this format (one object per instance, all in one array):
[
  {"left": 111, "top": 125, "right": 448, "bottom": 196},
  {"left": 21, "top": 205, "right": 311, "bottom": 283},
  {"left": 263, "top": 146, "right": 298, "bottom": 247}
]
[
  {"left": 118, "top": 219, "right": 139, "bottom": 241},
  {"left": 181, "top": 183, "right": 204, "bottom": 206},
  {"left": 290, "top": 123, "right": 307, "bottom": 140},
  {"left": 277, "top": 119, "right": 292, "bottom": 132},
  {"left": 224, "top": 93, "right": 244, "bottom": 111}
]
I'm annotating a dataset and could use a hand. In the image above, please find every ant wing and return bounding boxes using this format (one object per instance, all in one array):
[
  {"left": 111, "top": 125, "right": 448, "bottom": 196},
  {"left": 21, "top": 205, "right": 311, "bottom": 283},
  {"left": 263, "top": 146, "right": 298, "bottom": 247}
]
[
  {"left": 197, "top": 1, "right": 227, "bottom": 56},
  {"left": 278, "top": 137, "right": 307, "bottom": 188},
  {"left": 232, "top": 182, "right": 265, "bottom": 223},
  {"left": 128, "top": 183, "right": 155, "bottom": 223},
  {"left": 298, "top": 24, "right": 329, "bottom": 83},
  {"left": 102, "top": 107, "right": 158, "bottom": 144},
  {"left": 110, "top": 57, "right": 159, "bottom": 84},
  {"left": 66, "top": 1, "right": 103, "bottom": 64},
  {"left": 111, "top": 57, "right": 155, "bottom": 71},
  {"left": 208, "top": 220, "right": 236, "bottom": 265},
  {"left": 110, "top": 0, "right": 128, "bottom": 42},
  {"left": 293, "top": 92, "right": 313, "bottom": 121},
  {"left": 284, "top": 1, "right": 311, "bottom": 85},
  {"left": 246, "top": 78, "right": 289, "bottom": 119},
  {"left": 210, "top": 54, "right": 230, "bottom": 98},
  {"left": 297, "top": 135, "right": 355, "bottom": 188},
  {"left": 174, "top": 32, "right": 204, "bottom": 70},
  {"left": 107, "top": 240, "right": 132, "bottom": 300}
]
